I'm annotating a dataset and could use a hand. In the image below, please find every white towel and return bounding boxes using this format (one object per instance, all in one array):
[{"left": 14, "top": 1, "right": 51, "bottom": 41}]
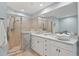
[{"left": 0, "top": 20, "right": 7, "bottom": 47}]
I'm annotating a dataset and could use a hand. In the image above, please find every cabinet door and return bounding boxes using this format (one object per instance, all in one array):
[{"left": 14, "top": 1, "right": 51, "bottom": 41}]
[
  {"left": 31, "top": 37, "right": 35, "bottom": 50},
  {"left": 58, "top": 48, "right": 72, "bottom": 56},
  {"left": 31, "top": 36, "right": 44, "bottom": 55},
  {"left": 37, "top": 37, "right": 44, "bottom": 55},
  {"left": 50, "top": 45, "right": 59, "bottom": 56},
  {"left": 35, "top": 38, "right": 40, "bottom": 53},
  {"left": 50, "top": 41, "right": 58, "bottom": 56},
  {"left": 31, "top": 36, "right": 37, "bottom": 51}
]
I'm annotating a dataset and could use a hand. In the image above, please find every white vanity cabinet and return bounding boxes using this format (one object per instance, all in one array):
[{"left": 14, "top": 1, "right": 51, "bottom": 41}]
[
  {"left": 31, "top": 34, "right": 77, "bottom": 56},
  {"left": 31, "top": 35, "right": 44, "bottom": 55},
  {"left": 50, "top": 41, "right": 72, "bottom": 56},
  {"left": 50, "top": 45, "right": 71, "bottom": 56},
  {"left": 31, "top": 35, "right": 37, "bottom": 52},
  {"left": 31, "top": 35, "right": 51, "bottom": 56},
  {"left": 50, "top": 40, "right": 77, "bottom": 56},
  {"left": 37, "top": 37, "right": 44, "bottom": 55}
]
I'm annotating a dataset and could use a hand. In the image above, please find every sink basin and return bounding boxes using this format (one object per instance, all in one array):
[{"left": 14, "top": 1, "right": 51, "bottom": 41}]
[
  {"left": 34, "top": 32, "right": 43, "bottom": 34},
  {"left": 43, "top": 33, "right": 52, "bottom": 35},
  {"left": 56, "top": 34, "right": 70, "bottom": 41},
  {"left": 57, "top": 38, "right": 70, "bottom": 41}
]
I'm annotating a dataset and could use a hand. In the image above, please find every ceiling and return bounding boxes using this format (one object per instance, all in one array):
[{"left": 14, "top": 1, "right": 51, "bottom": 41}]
[
  {"left": 40, "top": 2, "right": 77, "bottom": 18},
  {"left": 7, "top": 2, "right": 54, "bottom": 15},
  {"left": 6, "top": 2, "right": 77, "bottom": 18}
]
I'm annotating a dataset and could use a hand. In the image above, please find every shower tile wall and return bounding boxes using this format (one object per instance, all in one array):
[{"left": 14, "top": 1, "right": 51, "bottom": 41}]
[
  {"left": 22, "top": 17, "right": 53, "bottom": 32},
  {"left": 8, "top": 16, "right": 21, "bottom": 49}
]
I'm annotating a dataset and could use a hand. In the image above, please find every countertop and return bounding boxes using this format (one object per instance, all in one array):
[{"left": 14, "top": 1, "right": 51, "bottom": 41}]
[{"left": 31, "top": 32, "right": 78, "bottom": 45}]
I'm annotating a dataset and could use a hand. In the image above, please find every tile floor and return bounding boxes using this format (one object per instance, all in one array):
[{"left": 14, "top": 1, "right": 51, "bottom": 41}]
[{"left": 8, "top": 46, "right": 39, "bottom": 56}]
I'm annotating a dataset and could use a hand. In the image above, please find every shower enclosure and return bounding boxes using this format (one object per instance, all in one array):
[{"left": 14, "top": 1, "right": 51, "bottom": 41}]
[{"left": 8, "top": 16, "right": 22, "bottom": 52}]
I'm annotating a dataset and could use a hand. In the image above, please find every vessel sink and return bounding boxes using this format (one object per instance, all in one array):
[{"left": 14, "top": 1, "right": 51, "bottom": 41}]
[{"left": 56, "top": 34, "right": 70, "bottom": 41}]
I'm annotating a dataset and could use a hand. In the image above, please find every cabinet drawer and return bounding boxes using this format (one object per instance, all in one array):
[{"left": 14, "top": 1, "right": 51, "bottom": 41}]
[
  {"left": 51, "top": 40, "right": 73, "bottom": 51},
  {"left": 31, "top": 36, "right": 37, "bottom": 39}
]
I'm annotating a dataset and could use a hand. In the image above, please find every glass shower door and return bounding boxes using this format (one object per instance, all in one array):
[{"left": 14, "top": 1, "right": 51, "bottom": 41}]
[{"left": 8, "top": 16, "right": 21, "bottom": 51}]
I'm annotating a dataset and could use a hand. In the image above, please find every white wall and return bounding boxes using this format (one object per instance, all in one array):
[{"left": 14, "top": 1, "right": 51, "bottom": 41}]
[
  {"left": 0, "top": 2, "right": 8, "bottom": 30},
  {"left": 53, "top": 16, "right": 77, "bottom": 34},
  {"left": 59, "top": 16, "right": 78, "bottom": 33},
  {"left": 0, "top": 3, "right": 8, "bottom": 18},
  {"left": 53, "top": 17, "right": 60, "bottom": 33},
  {"left": 0, "top": 3, "right": 8, "bottom": 56}
]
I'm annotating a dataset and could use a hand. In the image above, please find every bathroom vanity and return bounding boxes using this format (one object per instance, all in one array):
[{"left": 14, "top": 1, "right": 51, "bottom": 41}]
[{"left": 31, "top": 32, "right": 78, "bottom": 56}]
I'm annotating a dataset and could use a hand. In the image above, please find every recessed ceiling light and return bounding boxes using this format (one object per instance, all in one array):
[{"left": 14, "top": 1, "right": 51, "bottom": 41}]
[{"left": 40, "top": 4, "right": 43, "bottom": 6}]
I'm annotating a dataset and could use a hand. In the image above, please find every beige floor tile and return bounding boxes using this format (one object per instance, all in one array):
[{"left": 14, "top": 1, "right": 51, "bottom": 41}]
[{"left": 8, "top": 46, "right": 39, "bottom": 56}]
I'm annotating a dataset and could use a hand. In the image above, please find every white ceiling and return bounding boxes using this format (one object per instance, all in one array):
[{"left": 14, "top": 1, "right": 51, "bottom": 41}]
[
  {"left": 40, "top": 2, "right": 77, "bottom": 18},
  {"left": 7, "top": 2, "right": 54, "bottom": 15},
  {"left": 6, "top": 2, "right": 77, "bottom": 18}
]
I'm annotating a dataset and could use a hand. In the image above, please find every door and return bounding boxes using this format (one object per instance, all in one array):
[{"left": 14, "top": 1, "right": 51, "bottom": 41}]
[
  {"left": 8, "top": 16, "right": 21, "bottom": 49},
  {"left": 58, "top": 48, "right": 71, "bottom": 56},
  {"left": 31, "top": 36, "right": 44, "bottom": 55},
  {"left": 32, "top": 36, "right": 40, "bottom": 54},
  {"left": 50, "top": 45, "right": 59, "bottom": 56},
  {"left": 50, "top": 41, "right": 58, "bottom": 56},
  {"left": 31, "top": 36, "right": 38, "bottom": 51}
]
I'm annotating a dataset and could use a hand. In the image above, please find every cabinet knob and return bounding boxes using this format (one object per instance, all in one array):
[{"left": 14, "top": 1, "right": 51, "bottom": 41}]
[
  {"left": 59, "top": 49, "right": 60, "bottom": 53},
  {"left": 56, "top": 49, "right": 58, "bottom": 51}
]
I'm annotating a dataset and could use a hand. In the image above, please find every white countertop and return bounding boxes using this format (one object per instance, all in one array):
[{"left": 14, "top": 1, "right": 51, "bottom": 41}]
[{"left": 31, "top": 33, "right": 78, "bottom": 45}]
